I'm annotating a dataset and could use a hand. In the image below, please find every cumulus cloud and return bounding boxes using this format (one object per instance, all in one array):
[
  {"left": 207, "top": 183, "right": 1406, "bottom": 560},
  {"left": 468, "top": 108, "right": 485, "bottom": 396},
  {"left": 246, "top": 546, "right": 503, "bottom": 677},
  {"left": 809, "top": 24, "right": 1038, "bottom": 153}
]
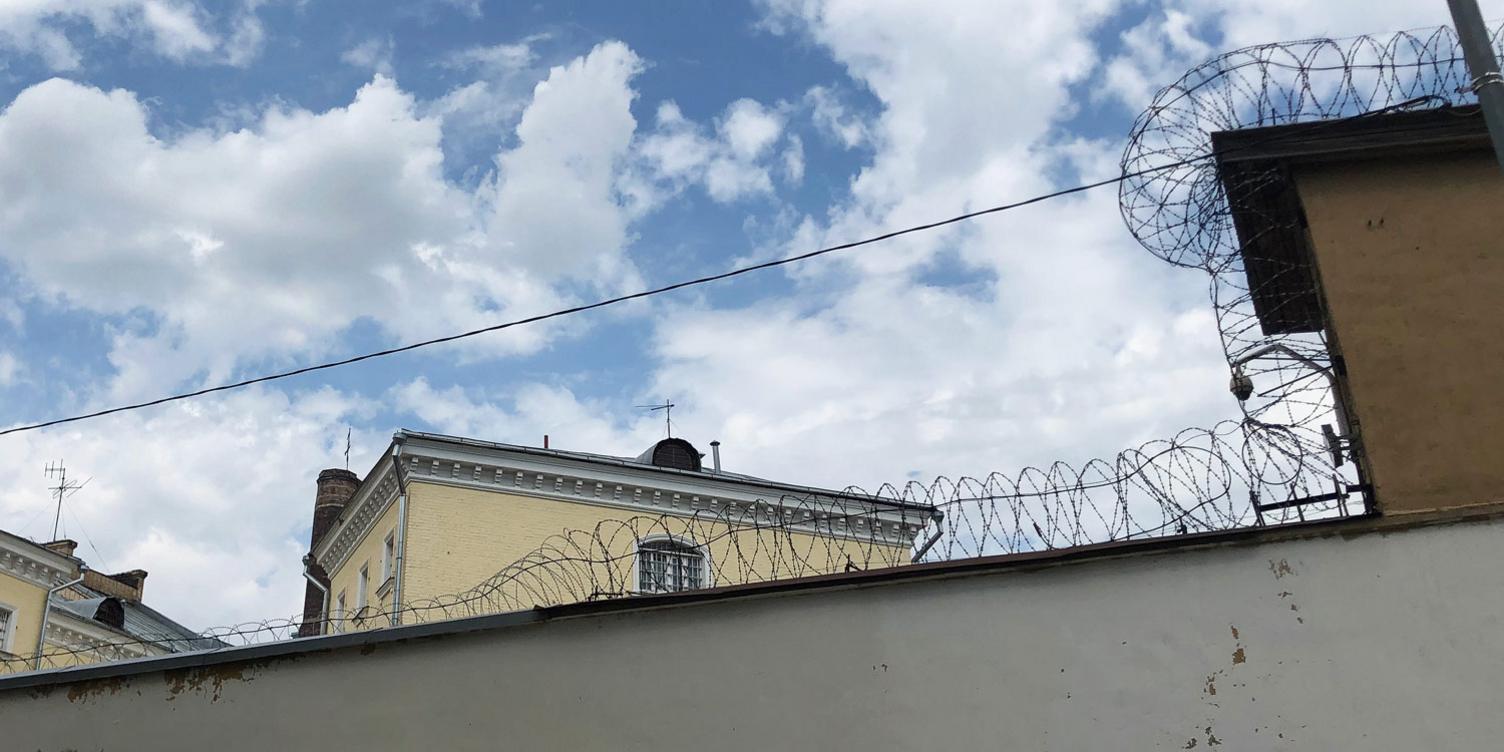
[
  {"left": 0, "top": 40, "right": 651, "bottom": 403},
  {"left": 804, "top": 84, "right": 868, "bottom": 148},
  {"left": 1099, "top": 0, "right": 1493, "bottom": 112},
  {"left": 440, "top": 39, "right": 539, "bottom": 75},
  {"left": 341, "top": 36, "right": 395, "bottom": 75},
  {"left": 637, "top": 98, "right": 795, "bottom": 203},
  {"left": 0, "top": 387, "right": 377, "bottom": 628},
  {"left": 485, "top": 41, "right": 647, "bottom": 283},
  {"left": 0, "top": 0, "right": 265, "bottom": 70},
  {"left": 621, "top": 0, "right": 1225, "bottom": 491},
  {"left": 390, "top": 377, "right": 663, "bottom": 455}
]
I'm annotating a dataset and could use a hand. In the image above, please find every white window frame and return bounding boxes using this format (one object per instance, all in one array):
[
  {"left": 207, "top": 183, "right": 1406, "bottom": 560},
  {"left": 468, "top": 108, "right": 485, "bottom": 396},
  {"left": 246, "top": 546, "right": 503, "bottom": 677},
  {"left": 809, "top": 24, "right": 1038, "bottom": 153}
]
[
  {"left": 356, "top": 563, "right": 369, "bottom": 610},
  {"left": 633, "top": 536, "right": 710, "bottom": 594},
  {"left": 0, "top": 601, "right": 17, "bottom": 655},
  {"left": 381, "top": 531, "right": 395, "bottom": 583},
  {"left": 334, "top": 590, "right": 347, "bottom": 633}
]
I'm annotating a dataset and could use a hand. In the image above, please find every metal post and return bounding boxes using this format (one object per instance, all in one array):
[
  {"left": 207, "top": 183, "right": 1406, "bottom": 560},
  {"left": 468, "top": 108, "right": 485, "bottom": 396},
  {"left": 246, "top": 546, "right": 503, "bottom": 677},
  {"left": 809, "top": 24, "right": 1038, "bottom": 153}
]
[{"left": 1448, "top": 0, "right": 1504, "bottom": 171}]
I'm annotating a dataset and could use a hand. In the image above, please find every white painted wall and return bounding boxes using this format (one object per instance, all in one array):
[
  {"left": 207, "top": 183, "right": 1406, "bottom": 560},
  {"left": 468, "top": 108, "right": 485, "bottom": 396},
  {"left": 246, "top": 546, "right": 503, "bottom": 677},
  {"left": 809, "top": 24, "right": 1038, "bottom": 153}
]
[{"left": 4, "top": 515, "right": 1502, "bottom": 751}]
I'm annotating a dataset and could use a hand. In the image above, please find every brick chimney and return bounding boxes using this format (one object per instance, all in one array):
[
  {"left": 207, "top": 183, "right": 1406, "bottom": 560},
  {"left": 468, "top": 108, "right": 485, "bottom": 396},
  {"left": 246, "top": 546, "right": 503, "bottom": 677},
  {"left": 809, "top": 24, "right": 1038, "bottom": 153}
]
[
  {"left": 83, "top": 569, "right": 148, "bottom": 602},
  {"left": 300, "top": 468, "right": 360, "bottom": 636},
  {"left": 42, "top": 539, "right": 77, "bottom": 558}
]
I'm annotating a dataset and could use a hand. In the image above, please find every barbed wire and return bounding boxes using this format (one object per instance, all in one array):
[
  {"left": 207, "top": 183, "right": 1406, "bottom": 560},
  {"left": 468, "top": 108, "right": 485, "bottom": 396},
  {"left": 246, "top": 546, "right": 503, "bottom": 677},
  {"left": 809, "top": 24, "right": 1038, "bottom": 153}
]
[
  {"left": 3, "top": 417, "right": 1350, "bottom": 674},
  {"left": 8, "top": 23, "right": 1481, "bottom": 677}
]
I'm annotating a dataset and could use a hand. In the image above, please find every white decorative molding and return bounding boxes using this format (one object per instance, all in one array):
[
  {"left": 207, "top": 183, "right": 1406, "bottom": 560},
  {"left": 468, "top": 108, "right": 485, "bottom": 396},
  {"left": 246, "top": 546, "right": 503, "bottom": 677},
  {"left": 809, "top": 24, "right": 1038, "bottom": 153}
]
[
  {"left": 0, "top": 535, "right": 78, "bottom": 590},
  {"left": 45, "top": 611, "right": 156, "bottom": 660},
  {"left": 314, "top": 434, "right": 935, "bottom": 575},
  {"left": 314, "top": 461, "right": 400, "bottom": 575}
]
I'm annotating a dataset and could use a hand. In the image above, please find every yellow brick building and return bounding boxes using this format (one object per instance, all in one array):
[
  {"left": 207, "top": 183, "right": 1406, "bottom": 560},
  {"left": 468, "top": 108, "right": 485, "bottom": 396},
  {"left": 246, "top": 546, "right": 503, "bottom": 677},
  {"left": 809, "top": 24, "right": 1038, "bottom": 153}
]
[
  {"left": 303, "top": 432, "right": 937, "bottom": 632},
  {"left": 1, "top": 529, "right": 214, "bottom": 673}
]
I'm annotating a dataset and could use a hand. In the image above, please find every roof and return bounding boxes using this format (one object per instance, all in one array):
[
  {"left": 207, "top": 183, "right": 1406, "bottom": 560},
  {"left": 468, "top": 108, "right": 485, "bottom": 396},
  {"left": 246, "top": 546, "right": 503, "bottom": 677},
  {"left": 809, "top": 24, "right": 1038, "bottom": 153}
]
[
  {"left": 70, "top": 586, "right": 226, "bottom": 653},
  {"left": 1211, "top": 105, "right": 1490, "bottom": 335},
  {"left": 396, "top": 430, "right": 938, "bottom": 515}
]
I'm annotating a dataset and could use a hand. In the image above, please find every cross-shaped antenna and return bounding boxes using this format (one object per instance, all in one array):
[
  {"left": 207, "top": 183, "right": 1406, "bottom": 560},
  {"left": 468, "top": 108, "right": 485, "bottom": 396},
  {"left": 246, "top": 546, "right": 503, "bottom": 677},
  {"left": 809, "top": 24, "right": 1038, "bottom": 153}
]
[
  {"left": 43, "top": 461, "right": 85, "bottom": 542},
  {"left": 344, "top": 427, "right": 352, "bottom": 471},
  {"left": 635, "top": 400, "right": 676, "bottom": 438}
]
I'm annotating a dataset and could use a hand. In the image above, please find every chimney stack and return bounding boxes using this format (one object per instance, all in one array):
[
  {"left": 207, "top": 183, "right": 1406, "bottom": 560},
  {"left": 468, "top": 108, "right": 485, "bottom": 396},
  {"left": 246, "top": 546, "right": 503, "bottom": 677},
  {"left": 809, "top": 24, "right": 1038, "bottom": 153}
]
[
  {"left": 42, "top": 539, "right": 78, "bottom": 558},
  {"left": 83, "top": 569, "right": 148, "bottom": 602},
  {"left": 300, "top": 468, "right": 360, "bottom": 636}
]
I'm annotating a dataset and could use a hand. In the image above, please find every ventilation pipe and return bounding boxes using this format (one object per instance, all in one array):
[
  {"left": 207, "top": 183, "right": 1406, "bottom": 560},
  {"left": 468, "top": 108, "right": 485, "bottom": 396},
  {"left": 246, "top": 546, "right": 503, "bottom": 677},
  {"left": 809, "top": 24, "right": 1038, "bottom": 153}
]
[{"left": 710, "top": 440, "right": 722, "bottom": 473}]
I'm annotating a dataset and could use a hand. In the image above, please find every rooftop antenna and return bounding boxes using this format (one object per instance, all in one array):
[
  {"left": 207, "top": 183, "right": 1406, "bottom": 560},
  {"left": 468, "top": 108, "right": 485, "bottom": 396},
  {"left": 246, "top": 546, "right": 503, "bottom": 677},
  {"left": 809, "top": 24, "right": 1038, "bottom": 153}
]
[
  {"left": 635, "top": 399, "right": 675, "bottom": 438},
  {"left": 43, "top": 461, "right": 85, "bottom": 542},
  {"left": 344, "top": 427, "right": 352, "bottom": 471}
]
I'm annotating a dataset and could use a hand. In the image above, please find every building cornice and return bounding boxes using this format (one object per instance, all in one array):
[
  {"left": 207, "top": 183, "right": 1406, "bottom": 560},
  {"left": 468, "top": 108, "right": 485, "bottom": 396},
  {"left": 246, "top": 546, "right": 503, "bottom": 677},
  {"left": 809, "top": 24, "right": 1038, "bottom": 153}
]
[
  {"left": 314, "top": 436, "right": 934, "bottom": 575},
  {"left": 44, "top": 611, "right": 156, "bottom": 660},
  {"left": 0, "top": 534, "right": 78, "bottom": 590},
  {"left": 312, "top": 457, "right": 400, "bottom": 575}
]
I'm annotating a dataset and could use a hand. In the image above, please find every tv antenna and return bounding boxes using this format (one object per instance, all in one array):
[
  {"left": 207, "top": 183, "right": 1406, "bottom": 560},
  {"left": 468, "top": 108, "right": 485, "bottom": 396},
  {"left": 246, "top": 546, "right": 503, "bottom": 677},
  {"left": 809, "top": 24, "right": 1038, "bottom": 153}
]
[
  {"left": 636, "top": 400, "right": 675, "bottom": 438},
  {"left": 43, "top": 461, "right": 88, "bottom": 542}
]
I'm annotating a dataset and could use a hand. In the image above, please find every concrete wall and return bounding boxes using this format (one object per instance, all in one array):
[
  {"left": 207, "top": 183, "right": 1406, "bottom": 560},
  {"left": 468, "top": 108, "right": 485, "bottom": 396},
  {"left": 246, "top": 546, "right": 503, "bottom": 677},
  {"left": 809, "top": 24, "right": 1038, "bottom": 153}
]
[
  {"left": 6, "top": 512, "right": 1504, "bottom": 750},
  {"left": 1297, "top": 149, "right": 1504, "bottom": 514}
]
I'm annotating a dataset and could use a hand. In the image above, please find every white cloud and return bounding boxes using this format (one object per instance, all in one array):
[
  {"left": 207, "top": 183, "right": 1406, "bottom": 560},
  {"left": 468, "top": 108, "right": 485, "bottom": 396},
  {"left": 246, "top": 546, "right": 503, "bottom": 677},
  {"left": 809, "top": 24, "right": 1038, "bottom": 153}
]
[
  {"left": 0, "top": 386, "right": 379, "bottom": 628},
  {"left": 0, "top": 0, "right": 257, "bottom": 70},
  {"left": 637, "top": 98, "right": 793, "bottom": 203},
  {"left": 1099, "top": 0, "right": 1500, "bottom": 113},
  {"left": 1101, "top": 10, "right": 1210, "bottom": 111},
  {"left": 805, "top": 84, "right": 868, "bottom": 148},
  {"left": 440, "top": 39, "right": 539, "bottom": 75},
  {"left": 484, "top": 40, "right": 645, "bottom": 284},
  {"left": 390, "top": 377, "right": 663, "bottom": 455},
  {"left": 0, "top": 40, "right": 650, "bottom": 403},
  {"left": 781, "top": 134, "right": 805, "bottom": 184},
  {"left": 719, "top": 98, "right": 784, "bottom": 159},
  {"left": 626, "top": 0, "right": 1227, "bottom": 492},
  {"left": 341, "top": 36, "right": 395, "bottom": 75},
  {"left": 0, "top": 351, "right": 18, "bottom": 386}
]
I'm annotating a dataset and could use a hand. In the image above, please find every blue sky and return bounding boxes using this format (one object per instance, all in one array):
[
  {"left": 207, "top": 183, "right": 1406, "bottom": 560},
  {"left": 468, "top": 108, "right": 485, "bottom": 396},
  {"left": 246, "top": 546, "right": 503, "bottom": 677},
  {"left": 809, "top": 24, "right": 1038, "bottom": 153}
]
[{"left": 0, "top": 0, "right": 1477, "bottom": 627}]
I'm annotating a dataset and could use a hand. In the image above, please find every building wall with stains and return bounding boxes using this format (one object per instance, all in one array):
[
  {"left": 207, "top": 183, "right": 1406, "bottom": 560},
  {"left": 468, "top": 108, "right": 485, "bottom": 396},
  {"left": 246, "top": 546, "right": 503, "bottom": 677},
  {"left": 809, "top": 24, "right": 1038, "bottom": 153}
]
[
  {"left": 1297, "top": 149, "right": 1504, "bottom": 515},
  {"left": 0, "top": 572, "right": 45, "bottom": 663},
  {"left": 6, "top": 510, "right": 1504, "bottom": 750},
  {"left": 397, "top": 480, "right": 911, "bottom": 610},
  {"left": 325, "top": 500, "right": 400, "bottom": 630}
]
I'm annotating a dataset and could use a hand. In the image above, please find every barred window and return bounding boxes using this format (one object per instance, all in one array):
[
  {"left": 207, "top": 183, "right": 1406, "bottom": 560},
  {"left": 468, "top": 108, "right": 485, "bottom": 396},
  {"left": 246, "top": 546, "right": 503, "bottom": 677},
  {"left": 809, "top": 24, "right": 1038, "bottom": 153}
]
[
  {"left": 636, "top": 539, "right": 706, "bottom": 594},
  {"left": 0, "top": 604, "right": 14, "bottom": 653}
]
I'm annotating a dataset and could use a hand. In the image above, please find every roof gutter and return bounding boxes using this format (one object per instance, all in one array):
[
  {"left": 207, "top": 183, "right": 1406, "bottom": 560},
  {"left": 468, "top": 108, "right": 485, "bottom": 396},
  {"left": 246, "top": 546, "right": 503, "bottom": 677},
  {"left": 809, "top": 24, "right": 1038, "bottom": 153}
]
[
  {"left": 34, "top": 570, "right": 86, "bottom": 670},
  {"left": 300, "top": 555, "right": 329, "bottom": 636},
  {"left": 390, "top": 437, "right": 410, "bottom": 626}
]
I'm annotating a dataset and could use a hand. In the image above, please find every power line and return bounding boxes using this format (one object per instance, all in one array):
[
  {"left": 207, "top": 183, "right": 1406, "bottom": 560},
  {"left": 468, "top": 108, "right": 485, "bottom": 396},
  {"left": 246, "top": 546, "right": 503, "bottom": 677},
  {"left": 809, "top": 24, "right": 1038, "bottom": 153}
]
[{"left": 0, "top": 99, "right": 1455, "bottom": 440}]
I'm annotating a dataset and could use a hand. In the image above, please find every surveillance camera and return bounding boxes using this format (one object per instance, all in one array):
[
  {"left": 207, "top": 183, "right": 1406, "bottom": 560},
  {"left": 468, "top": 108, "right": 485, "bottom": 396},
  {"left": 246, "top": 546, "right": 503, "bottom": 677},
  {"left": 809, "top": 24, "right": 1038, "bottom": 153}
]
[{"left": 1229, "top": 368, "right": 1254, "bottom": 401}]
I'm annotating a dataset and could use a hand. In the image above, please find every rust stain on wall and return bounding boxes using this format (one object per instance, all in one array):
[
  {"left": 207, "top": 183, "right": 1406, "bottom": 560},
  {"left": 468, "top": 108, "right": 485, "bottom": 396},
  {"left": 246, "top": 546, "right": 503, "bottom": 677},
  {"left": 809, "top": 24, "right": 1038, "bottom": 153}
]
[
  {"left": 1232, "top": 648, "right": 1246, "bottom": 665},
  {"left": 164, "top": 664, "right": 256, "bottom": 703},
  {"left": 63, "top": 676, "right": 129, "bottom": 704},
  {"left": 1268, "top": 559, "right": 1295, "bottom": 579}
]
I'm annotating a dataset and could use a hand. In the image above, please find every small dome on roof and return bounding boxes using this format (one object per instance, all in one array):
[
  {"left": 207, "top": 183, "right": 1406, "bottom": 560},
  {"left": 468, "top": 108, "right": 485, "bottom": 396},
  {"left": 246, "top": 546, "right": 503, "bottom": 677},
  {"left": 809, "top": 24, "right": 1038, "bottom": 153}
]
[{"left": 636, "top": 438, "right": 703, "bottom": 472}]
